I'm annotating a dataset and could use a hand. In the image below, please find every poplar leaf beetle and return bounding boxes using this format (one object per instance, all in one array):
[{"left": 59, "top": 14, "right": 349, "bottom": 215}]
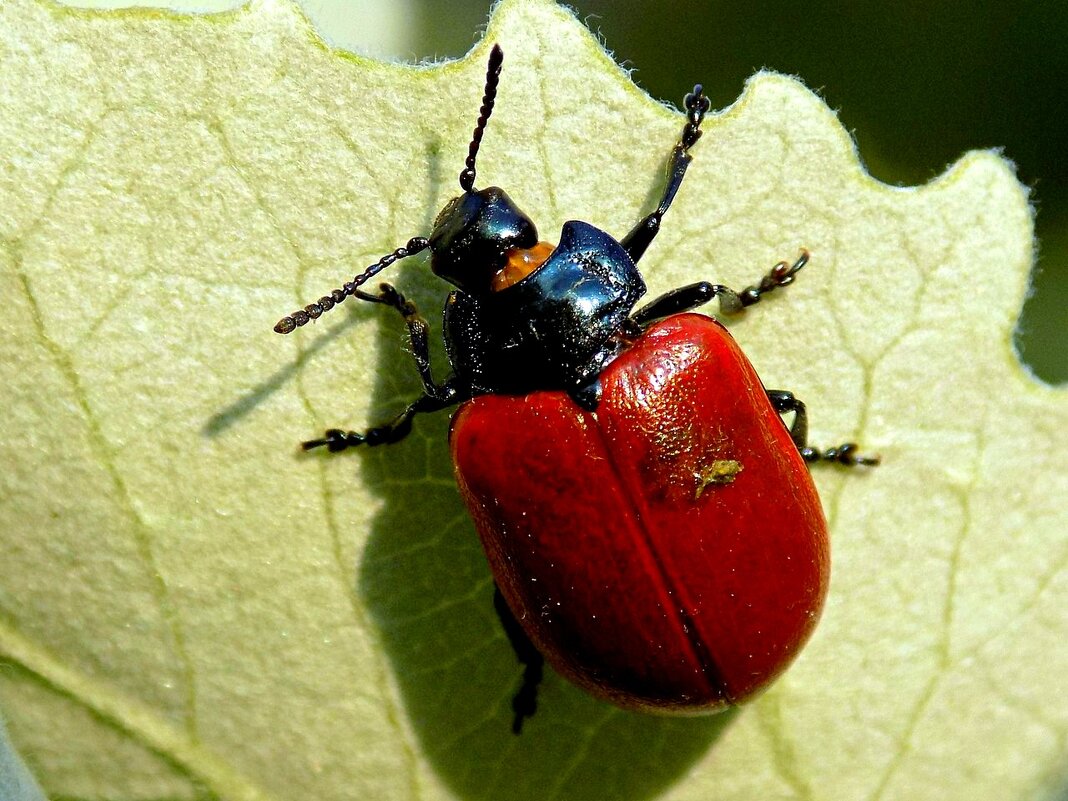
[{"left": 274, "top": 45, "right": 878, "bottom": 733}]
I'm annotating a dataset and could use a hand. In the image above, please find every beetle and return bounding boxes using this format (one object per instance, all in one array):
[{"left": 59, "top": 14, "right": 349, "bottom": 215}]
[{"left": 274, "top": 45, "right": 877, "bottom": 733}]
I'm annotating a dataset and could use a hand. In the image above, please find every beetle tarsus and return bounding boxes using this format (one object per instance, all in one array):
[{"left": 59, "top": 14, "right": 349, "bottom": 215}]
[
  {"left": 736, "top": 250, "right": 809, "bottom": 309},
  {"left": 300, "top": 427, "right": 378, "bottom": 452},
  {"left": 302, "top": 390, "right": 462, "bottom": 452},
  {"left": 354, "top": 282, "right": 415, "bottom": 314},
  {"left": 301, "top": 420, "right": 409, "bottom": 452},
  {"left": 801, "top": 443, "right": 881, "bottom": 467},
  {"left": 768, "top": 390, "right": 879, "bottom": 468},
  {"left": 681, "top": 83, "right": 711, "bottom": 150}
]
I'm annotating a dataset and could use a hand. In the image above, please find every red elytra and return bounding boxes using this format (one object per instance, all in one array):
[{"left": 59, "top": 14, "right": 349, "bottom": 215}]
[{"left": 450, "top": 313, "right": 829, "bottom": 711}]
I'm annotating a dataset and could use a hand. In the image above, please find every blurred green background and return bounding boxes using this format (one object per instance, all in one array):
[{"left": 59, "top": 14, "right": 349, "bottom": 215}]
[{"left": 312, "top": 0, "right": 1068, "bottom": 384}]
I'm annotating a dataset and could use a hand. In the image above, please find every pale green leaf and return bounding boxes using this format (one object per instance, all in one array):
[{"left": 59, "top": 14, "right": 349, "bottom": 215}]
[{"left": 1, "top": 1, "right": 1065, "bottom": 800}]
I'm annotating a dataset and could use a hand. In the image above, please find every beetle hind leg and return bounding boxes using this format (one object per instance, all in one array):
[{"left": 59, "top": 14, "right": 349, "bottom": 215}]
[
  {"left": 494, "top": 585, "right": 545, "bottom": 734},
  {"left": 767, "top": 390, "right": 880, "bottom": 467}
]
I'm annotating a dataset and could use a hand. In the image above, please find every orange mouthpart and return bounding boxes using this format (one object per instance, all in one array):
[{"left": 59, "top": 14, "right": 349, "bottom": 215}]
[{"left": 492, "top": 241, "right": 555, "bottom": 291}]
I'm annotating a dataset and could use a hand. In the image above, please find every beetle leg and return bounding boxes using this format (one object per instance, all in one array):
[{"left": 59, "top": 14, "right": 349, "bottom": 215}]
[
  {"left": 354, "top": 282, "right": 443, "bottom": 396},
  {"left": 630, "top": 251, "right": 811, "bottom": 325},
  {"left": 302, "top": 383, "right": 464, "bottom": 453},
  {"left": 621, "top": 85, "right": 711, "bottom": 264},
  {"left": 730, "top": 250, "right": 810, "bottom": 310},
  {"left": 767, "top": 390, "right": 880, "bottom": 467},
  {"left": 631, "top": 282, "right": 740, "bottom": 324},
  {"left": 493, "top": 585, "right": 545, "bottom": 735}
]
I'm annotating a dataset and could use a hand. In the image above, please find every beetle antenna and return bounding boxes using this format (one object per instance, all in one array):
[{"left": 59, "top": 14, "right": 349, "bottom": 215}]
[
  {"left": 273, "top": 237, "right": 429, "bottom": 334},
  {"left": 458, "top": 44, "right": 504, "bottom": 193}
]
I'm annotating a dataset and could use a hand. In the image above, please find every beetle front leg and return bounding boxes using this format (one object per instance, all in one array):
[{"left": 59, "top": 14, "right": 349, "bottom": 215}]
[
  {"left": 355, "top": 282, "right": 442, "bottom": 396},
  {"left": 631, "top": 251, "right": 810, "bottom": 325},
  {"left": 494, "top": 585, "right": 545, "bottom": 735},
  {"left": 302, "top": 384, "right": 463, "bottom": 453},
  {"left": 767, "top": 390, "right": 880, "bottom": 467},
  {"left": 302, "top": 286, "right": 463, "bottom": 453},
  {"left": 621, "top": 85, "right": 711, "bottom": 265}
]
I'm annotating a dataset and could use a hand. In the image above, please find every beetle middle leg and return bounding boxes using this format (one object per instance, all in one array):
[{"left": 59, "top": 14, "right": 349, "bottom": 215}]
[
  {"left": 493, "top": 585, "right": 545, "bottom": 735},
  {"left": 303, "top": 283, "right": 464, "bottom": 452},
  {"left": 302, "top": 387, "right": 463, "bottom": 452},
  {"left": 766, "top": 390, "right": 880, "bottom": 466},
  {"left": 631, "top": 250, "right": 810, "bottom": 325}
]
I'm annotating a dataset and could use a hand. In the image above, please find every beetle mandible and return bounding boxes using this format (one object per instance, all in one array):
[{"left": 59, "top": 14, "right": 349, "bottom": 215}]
[{"left": 274, "top": 45, "right": 877, "bottom": 733}]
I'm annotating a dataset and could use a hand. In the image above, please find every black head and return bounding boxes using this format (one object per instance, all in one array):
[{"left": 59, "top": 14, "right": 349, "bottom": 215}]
[
  {"left": 274, "top": 43, "right": 535, "bottom": 335},
  {"left": 429, "top": 186, "right": 537, "bottom": 291}
]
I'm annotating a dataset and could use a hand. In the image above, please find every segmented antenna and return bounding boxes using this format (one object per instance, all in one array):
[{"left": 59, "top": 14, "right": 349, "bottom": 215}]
[
  {"left": 273, "top": 45, "right": 506, "bottom": 335},
  {"left": 458, "top": 44, "right": 505, "bottom": 192},
  {"left": 273, "top": 237, "right": 429, "bottom": 334}
]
